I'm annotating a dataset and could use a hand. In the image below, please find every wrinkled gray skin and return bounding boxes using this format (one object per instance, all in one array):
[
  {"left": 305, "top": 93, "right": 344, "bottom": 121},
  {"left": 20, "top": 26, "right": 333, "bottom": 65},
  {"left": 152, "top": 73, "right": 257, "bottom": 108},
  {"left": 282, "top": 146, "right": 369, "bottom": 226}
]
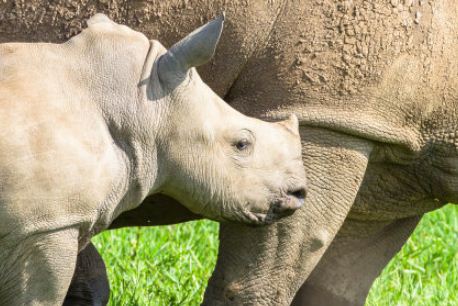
[
  {"left": 0, "top": 13, "right": 306, "bottom": 305},
  {"left": 2, "top": 1, "right": 457, "bottom": 305}
]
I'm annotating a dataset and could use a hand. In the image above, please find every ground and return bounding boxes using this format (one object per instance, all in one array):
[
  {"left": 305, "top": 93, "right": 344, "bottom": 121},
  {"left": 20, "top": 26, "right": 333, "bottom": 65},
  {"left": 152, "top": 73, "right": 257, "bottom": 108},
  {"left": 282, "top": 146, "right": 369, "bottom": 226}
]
[{"left": 93, "top": 204, "right": 458, "bottom": 306}]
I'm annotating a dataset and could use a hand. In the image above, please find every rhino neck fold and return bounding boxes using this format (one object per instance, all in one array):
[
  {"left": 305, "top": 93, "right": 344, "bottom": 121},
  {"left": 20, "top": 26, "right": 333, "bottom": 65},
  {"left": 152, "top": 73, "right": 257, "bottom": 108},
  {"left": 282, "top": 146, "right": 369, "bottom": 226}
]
[{"left": 67, "top": 30, "right": 166, "bottom": 220}]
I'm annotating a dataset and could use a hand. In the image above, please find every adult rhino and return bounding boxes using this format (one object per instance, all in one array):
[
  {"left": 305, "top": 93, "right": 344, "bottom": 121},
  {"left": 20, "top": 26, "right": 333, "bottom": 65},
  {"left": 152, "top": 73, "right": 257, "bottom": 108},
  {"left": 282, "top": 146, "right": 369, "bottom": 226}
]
[
  {"left": 0, "top": 13, "right": 307, "bottom": 305},
  {"left": 3, "top": 1, "right": 457, "bottom": 305}
]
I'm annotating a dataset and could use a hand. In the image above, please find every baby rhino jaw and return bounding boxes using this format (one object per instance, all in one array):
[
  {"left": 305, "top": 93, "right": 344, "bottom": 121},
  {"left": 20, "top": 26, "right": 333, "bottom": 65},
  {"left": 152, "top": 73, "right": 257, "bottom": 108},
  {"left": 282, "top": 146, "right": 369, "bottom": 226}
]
[
  {"left": 151, "top": 15, "right": 307, "bottom": 228},
  {"left": 241, "top": 186, "right": 307, "bottom": 225}
]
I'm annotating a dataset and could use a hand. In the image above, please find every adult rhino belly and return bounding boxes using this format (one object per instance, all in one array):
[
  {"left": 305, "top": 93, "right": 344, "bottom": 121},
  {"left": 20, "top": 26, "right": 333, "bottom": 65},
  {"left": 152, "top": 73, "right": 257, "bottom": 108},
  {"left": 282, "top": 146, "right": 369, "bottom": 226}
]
[
  {"left": 342, "top": 153, "right": 457, "bottom": 225},
  {"left": 428, "top": 149, "right": 458, "bottom": 204},
  {"left": 227, "top": 1, "right": 458, "bottom": 147}
]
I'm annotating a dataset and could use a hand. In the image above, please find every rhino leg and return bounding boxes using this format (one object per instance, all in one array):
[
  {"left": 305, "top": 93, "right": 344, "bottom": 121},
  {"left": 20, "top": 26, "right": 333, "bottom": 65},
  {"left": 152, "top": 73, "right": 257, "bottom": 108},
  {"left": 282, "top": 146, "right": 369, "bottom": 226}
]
[
  {"left": 65, "top": 194, "right": 200, "bottom": 305},
  {"left": 64, "top": 242, "right": 109, "bottom": 306},
  {"left": 0, "top": 228, "right": 78, "bottom": 305},
  {"left": 291, "top": 216, "right": 420, "bottom": 306},
  {"left": 203, "top": 128, "right": 374, "bottom": 305}
]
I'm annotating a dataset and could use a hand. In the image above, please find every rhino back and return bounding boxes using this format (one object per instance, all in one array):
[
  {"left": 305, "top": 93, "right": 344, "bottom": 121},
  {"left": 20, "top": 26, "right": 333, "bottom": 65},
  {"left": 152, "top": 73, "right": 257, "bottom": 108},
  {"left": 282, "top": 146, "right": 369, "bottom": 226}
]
[
  {"left": 2, "top": 1, "right": 456, "bottom": 153},
  {"left": 0, "top": 0, "right": 283, "bottom": 97}
]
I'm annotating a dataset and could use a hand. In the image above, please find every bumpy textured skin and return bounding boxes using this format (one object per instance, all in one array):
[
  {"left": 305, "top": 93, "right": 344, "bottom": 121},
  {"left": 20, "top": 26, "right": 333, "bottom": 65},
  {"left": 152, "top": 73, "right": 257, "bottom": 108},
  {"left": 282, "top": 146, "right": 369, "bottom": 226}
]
[
  {"left": 0, "top": 9, "right": 306, "bottom": 306},
  {"left": 2, "top": 1, "right": 457, "bottom": 305}
]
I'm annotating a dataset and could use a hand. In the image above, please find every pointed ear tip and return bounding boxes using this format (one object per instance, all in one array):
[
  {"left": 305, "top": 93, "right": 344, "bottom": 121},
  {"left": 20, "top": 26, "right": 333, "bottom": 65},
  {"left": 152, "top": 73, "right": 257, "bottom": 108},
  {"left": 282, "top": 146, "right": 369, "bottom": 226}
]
[
  {"left": 214, "top": 12, "right": 225, "bottom": 27},
  {"left": 207, "top": 13, "right": 224, "bottom": 42}
]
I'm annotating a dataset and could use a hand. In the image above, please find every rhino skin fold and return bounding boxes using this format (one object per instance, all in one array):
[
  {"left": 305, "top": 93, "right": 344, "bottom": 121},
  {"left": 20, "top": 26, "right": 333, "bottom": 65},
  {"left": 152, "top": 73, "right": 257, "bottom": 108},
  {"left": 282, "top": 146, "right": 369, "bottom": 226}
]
[
  {"left": 0, "top": 13, "right": 306, "bottom": 305},
  {"left": 1, "top": 1, "right": 456, "bottom": 305}
]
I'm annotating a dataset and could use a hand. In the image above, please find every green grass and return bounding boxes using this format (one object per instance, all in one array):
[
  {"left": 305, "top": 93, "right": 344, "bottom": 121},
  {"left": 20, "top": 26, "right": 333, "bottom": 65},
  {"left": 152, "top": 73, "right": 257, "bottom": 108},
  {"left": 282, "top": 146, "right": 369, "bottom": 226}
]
[
  {"left": 92, "top": 220, "right": 219, "bottom": 305},
  {"left": 93, "top": 205, "right": 458, "bottom": 305},
  {"left": 366, "top": 204, "right": 458, "bottom": 306}
]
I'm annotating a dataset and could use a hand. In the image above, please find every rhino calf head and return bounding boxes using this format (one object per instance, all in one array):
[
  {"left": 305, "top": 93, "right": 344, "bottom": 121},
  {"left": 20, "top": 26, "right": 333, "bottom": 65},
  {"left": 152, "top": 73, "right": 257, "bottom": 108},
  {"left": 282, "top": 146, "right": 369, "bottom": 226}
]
[
  {"left": 0, "top": 12, "right": 306, "bottom": 305},
  {"left": 85, "top": 14, "right": 306, "bottom": 225},
  {"left": 145, "top": 15, "right": 306, "bottom": 224}
]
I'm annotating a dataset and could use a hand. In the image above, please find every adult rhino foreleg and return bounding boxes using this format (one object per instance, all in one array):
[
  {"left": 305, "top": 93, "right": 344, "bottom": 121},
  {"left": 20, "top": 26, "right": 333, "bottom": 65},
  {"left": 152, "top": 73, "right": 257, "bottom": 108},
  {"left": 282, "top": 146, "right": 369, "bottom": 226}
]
[
  {"left": 291, "top": 216, "right": 420, "bottom": 306},
  {"left": 291, "top": 153, "right": 442, "bottom": 306},
  {"left": 203, "top": 128, "right": 373, "bottom": 305}
]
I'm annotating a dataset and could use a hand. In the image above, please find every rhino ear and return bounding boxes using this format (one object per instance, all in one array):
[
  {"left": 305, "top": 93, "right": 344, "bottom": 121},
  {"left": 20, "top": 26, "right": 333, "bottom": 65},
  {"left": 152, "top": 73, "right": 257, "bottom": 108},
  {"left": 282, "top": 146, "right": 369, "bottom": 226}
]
[{"left": 157, "top": 14, "right": 224, "bottom": 85}]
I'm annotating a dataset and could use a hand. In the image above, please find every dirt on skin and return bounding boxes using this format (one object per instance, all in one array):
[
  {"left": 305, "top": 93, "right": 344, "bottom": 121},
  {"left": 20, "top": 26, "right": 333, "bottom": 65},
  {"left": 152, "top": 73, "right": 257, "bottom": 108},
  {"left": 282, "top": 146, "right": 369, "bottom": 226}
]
[
  {"left": 4, "top": 1, "right": 453, "bottom": 154},
  {"left": 0, "top": 1, "right": 447, "bottom": 118},
  {"left": 2, "top": 1, "right": 458, "bottom": 305},
  {"left": 0, "top": 0, "right": 280, "bottom": 98}
]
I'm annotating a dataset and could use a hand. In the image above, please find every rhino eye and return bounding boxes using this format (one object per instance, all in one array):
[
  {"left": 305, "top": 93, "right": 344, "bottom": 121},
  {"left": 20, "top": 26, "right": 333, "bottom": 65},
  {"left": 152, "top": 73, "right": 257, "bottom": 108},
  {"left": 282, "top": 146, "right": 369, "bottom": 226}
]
[{"left": 234, "top": 138, "right": 250, "bottom": 151}]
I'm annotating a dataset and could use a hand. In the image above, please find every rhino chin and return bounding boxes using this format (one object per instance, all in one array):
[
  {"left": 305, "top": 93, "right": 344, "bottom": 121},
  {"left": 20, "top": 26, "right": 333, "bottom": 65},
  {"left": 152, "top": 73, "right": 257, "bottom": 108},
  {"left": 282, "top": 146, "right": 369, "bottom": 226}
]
[
  {"left": 244, "top": 211, "right": 270, "bottom": 225},
  {"left": 218, "top": 209, "right": 268, "bottom": 226},
  {"left": 230, "top": 207, "right": 288, "bottom": 226},
  {"left": 220, "top": 195, "right": 306, "bottom": 226}
]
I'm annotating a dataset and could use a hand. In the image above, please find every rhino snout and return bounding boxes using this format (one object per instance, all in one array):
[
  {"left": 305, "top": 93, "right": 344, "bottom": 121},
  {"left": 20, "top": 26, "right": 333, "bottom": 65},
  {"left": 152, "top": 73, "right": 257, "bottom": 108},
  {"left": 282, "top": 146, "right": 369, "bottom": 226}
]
[{"left": 272, "top": 187, "right": 307, "bottom": 216}]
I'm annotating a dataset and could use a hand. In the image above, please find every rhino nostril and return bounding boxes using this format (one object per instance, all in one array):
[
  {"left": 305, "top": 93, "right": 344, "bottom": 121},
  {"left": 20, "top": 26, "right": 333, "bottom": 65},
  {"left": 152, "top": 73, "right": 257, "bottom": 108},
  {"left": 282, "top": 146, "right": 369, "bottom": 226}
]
[
  {"left": 270, "top": 188, "right": 307, "bottom": 217},
  {"left": 287, "top": 187, "right": 306, "bottom": 201}
]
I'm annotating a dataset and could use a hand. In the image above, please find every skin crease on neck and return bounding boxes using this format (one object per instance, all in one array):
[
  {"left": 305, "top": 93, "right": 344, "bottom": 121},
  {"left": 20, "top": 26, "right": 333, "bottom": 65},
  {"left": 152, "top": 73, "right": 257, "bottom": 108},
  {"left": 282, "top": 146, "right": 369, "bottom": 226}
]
[
  {"left": 0, "top": 11, "right": 308, "bottom": 306},
  {"left": 2, "top": 1, "right": 457, "bottom": 305}
]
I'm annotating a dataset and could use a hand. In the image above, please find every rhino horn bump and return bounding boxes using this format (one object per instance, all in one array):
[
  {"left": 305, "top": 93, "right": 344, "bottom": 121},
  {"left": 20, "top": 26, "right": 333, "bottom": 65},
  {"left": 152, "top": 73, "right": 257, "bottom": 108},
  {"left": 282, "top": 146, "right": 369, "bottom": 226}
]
[{"left": 158, "top": 14, "right": 224, "bottom": 84}]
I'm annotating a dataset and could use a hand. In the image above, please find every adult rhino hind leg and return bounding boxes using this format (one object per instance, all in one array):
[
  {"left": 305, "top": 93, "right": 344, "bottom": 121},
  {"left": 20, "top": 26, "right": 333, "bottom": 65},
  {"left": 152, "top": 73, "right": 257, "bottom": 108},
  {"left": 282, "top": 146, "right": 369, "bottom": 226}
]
[
  {"left": 64, "top": 242, "right": 109, "bottom": 306},
  {"left": 0, "top": 228, "right": 79, "bottom": 305},
  {"left": 291, "top": 216, "right": 420, "bottom": 306}
]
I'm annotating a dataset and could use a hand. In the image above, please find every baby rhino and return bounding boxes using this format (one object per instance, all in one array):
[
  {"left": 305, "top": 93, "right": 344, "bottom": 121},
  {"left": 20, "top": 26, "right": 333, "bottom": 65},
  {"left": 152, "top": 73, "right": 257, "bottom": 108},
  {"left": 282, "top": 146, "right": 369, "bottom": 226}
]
[{"left": 0, "top": 14, "right": 306, "bottom": 305}]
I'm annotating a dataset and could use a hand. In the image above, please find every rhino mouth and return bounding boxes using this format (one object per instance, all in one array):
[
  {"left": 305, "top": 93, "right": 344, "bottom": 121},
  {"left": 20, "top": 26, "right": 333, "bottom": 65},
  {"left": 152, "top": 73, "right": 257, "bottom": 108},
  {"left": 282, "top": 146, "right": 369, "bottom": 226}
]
[{"left": 228, "top": 194, "right": 305, "bottom": 226}]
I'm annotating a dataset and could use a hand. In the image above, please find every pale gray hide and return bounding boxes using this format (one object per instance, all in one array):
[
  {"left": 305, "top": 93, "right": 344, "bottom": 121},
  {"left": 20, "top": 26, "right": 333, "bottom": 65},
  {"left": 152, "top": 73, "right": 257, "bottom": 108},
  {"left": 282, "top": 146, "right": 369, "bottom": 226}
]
[{"left": 0, "top": 14, "right": 306, "bottom": 305}]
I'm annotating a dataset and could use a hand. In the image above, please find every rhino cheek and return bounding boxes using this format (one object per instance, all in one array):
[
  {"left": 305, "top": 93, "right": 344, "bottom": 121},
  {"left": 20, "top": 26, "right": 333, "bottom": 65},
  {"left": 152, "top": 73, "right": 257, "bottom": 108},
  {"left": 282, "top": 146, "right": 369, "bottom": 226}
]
[{"left": 232, "top": 174, "right": 274, "bottom": 214}]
